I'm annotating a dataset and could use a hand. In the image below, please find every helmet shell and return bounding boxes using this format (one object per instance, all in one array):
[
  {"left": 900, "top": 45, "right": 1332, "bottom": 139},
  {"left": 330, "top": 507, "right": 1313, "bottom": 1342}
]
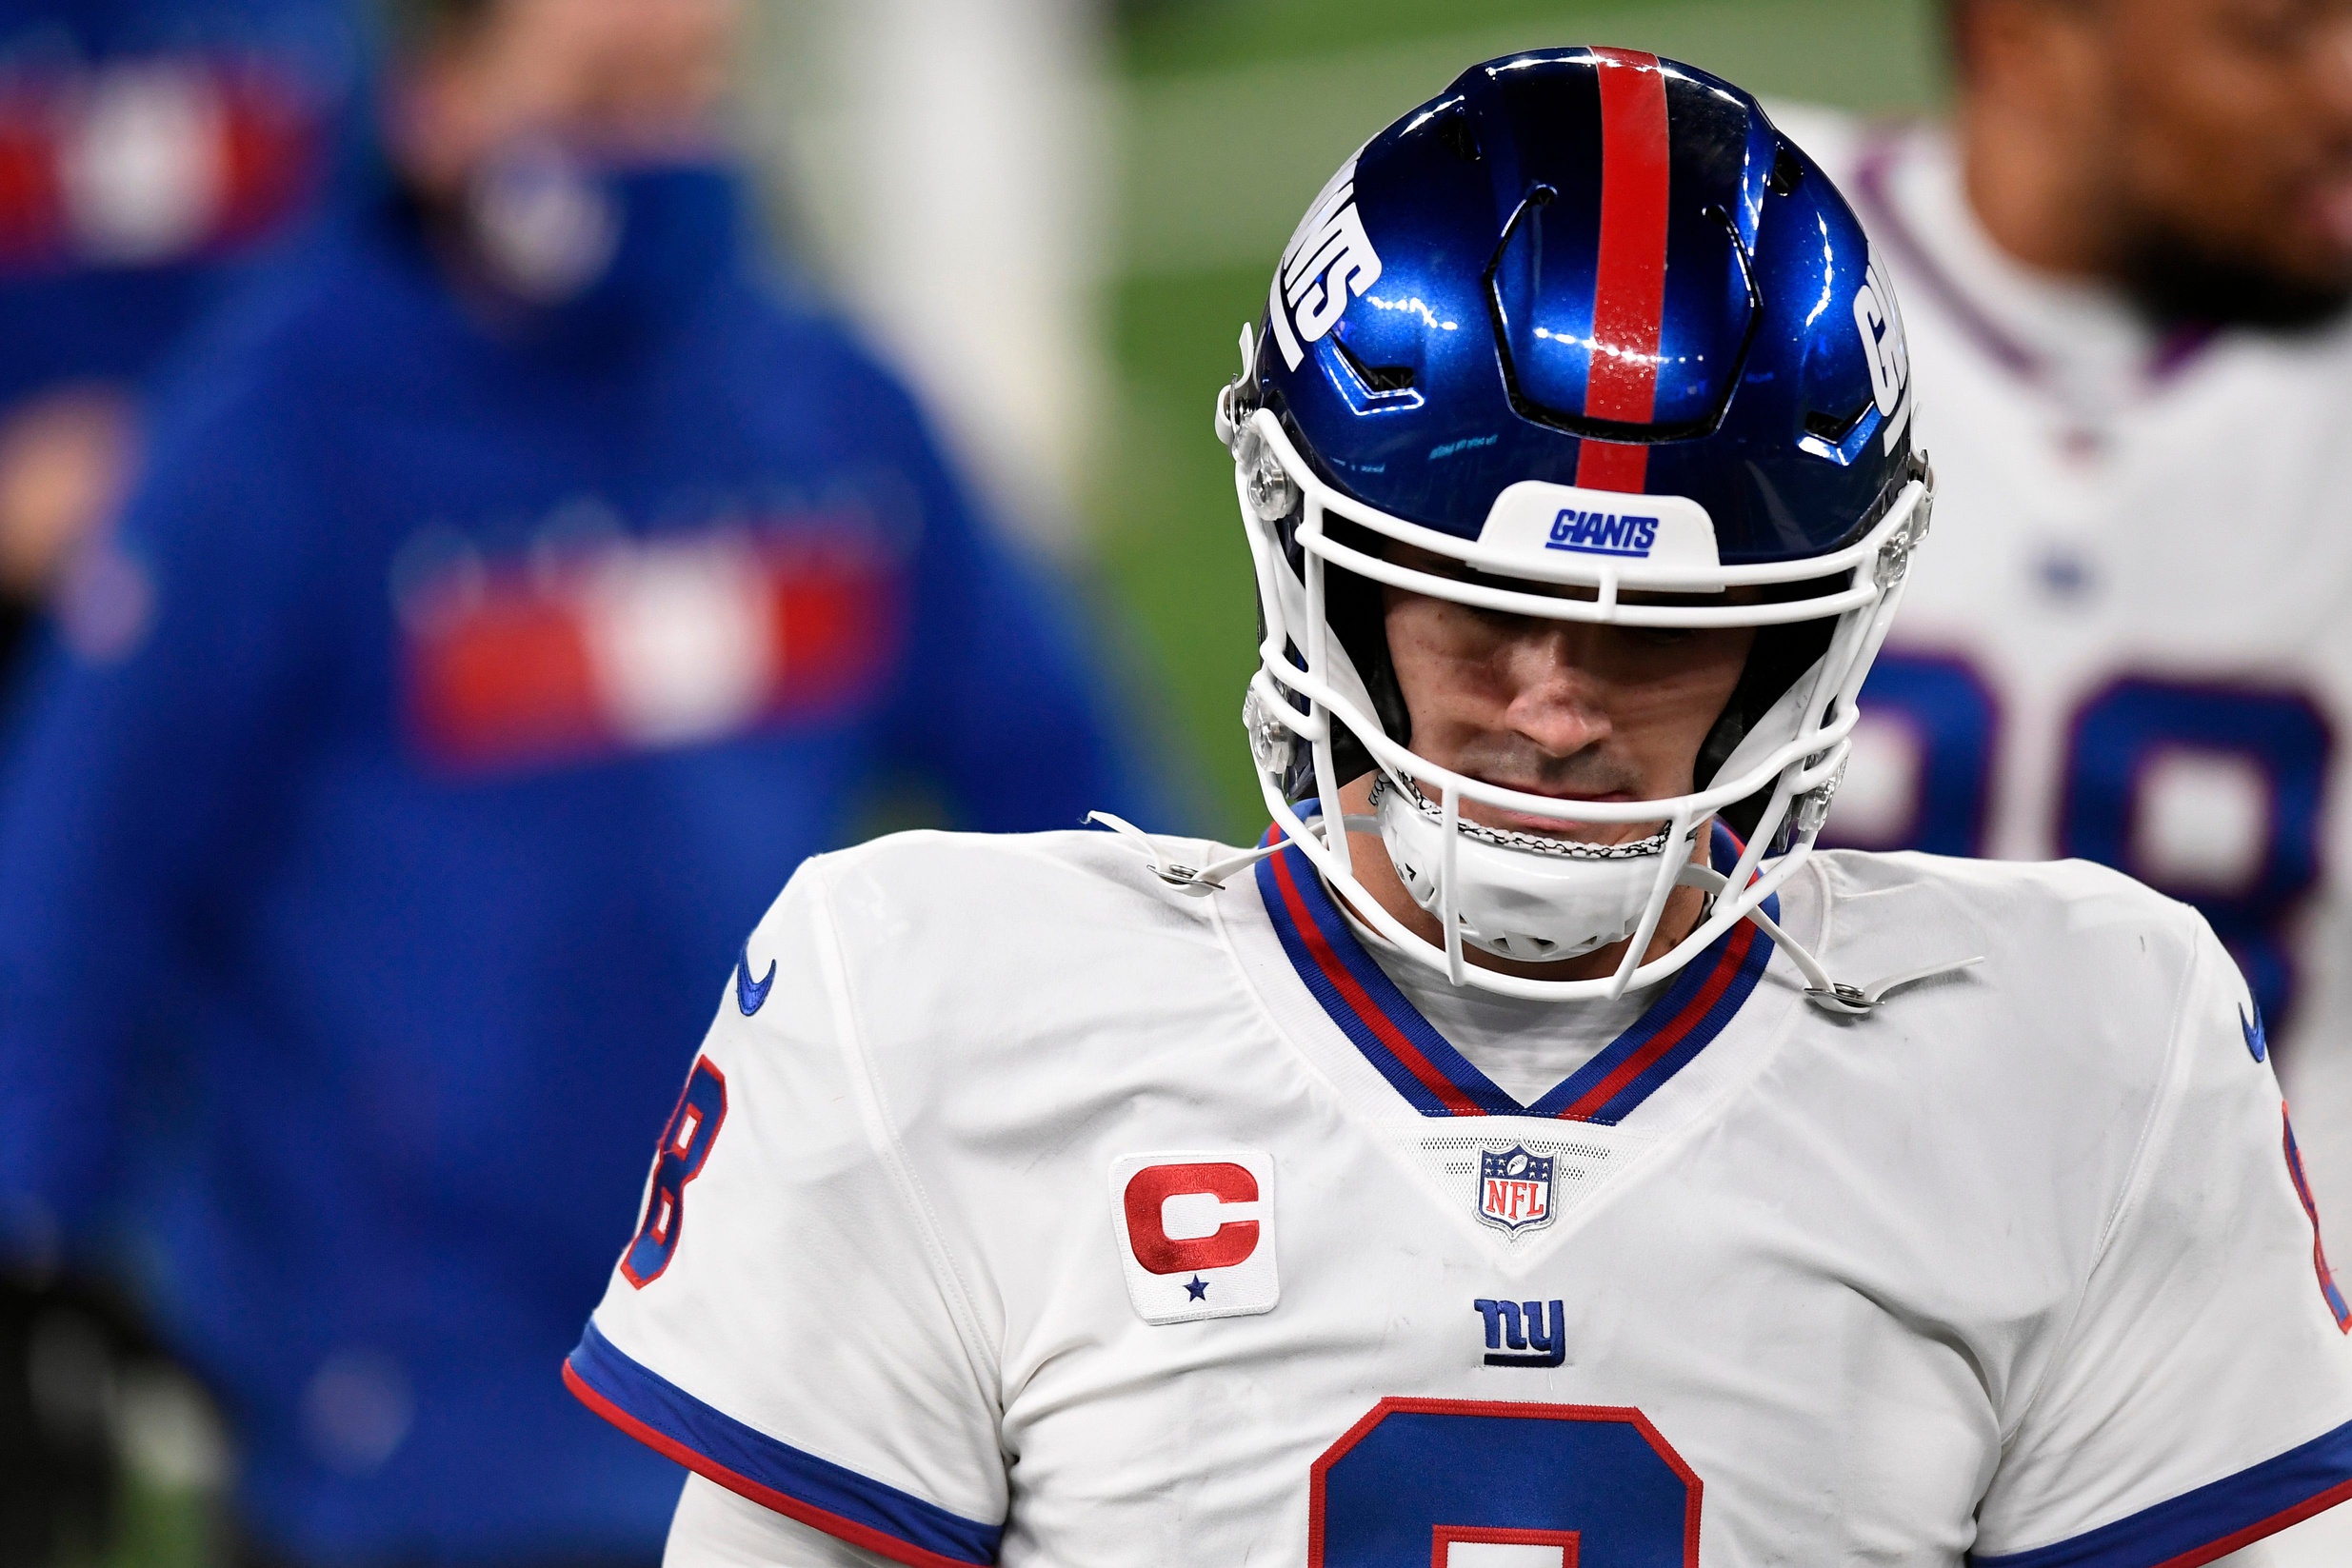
[{"left": 1252, "top": 47, "right": 1911, "bottom": 562}]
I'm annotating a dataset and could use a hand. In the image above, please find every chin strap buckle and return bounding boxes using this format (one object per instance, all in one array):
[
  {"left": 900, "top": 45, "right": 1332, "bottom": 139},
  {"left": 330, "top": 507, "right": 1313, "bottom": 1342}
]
[
  {"left": 1086, "top": 811, "right": 1286, "bottom": 897},
  {"left": 1676, "top": 861, "right": 1981, "bottom": 1017},
  {"left": 1798, "top": 958, "right": 1983, "bottom": 1017}
]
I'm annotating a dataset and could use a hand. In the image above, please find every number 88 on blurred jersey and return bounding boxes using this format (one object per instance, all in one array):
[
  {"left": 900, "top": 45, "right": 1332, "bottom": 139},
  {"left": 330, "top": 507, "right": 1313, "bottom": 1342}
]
[{"left": 1801, "top": 112, "right": 2352, "bottom": 1258}]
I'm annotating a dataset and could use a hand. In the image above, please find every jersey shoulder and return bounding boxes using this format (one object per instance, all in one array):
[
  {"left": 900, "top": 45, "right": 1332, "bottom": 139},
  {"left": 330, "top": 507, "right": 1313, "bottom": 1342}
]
[
  {"left": 1805, "top": 847, "right": 2226, "bottom": 1075},
  {"left": 1815, "top": 843, "right": 2192, "bottom": 922},
  {"left": 1812, "top": 846, "right": 2208, "bottom": 984},
  {"left": 745, "top": 827, "right": 1273, "bottom": 1177},
  {"left": 774, "top": 824, "right": 1258, "bottom": 1047},
  {"left": 805, "top": 824, "right": 1248, "bottom": 946}
]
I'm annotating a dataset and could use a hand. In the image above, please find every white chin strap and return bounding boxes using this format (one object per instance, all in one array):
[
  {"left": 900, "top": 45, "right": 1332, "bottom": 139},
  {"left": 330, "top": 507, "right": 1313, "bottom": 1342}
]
[{"left": 1373, "top": 776, "right": 1699, "bottom": 963}]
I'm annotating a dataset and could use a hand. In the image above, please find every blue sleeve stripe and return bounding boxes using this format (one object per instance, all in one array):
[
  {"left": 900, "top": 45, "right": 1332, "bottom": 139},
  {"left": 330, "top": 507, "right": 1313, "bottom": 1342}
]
[
  {"left": 564, "top": 1320, "right": 1003, "bottom": 1568},
  {"left": 1969, "top": 1416, "right": 2352, "bottom": 1568}
]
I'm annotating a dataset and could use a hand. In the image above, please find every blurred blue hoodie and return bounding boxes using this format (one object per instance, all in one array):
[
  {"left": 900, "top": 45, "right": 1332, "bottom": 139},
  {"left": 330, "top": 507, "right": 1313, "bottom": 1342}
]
[{"left": 0, "top": 149, "right": 1168, "bottom": 1565}]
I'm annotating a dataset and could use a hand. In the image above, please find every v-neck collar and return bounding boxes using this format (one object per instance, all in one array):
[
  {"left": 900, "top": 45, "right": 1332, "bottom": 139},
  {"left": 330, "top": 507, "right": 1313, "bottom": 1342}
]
[{"left": 1252, "top": 822, "right": 1777, "bottom": 1125}]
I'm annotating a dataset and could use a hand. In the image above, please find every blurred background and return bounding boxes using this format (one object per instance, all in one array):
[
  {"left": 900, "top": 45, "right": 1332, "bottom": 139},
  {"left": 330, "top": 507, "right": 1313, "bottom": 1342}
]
[{"left": 15, "top": 0, "right": 2352, "bottom": 1565}]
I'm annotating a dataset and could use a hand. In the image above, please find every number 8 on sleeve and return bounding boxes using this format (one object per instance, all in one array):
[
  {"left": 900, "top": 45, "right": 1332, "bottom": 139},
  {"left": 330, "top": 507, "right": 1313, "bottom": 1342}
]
[{"left": 622, "top": 1056, "right": 729, "bottom": 1289}]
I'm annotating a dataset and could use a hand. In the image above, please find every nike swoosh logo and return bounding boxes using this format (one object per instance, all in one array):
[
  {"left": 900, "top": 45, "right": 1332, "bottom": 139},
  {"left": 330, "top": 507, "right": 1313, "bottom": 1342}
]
[
  {"left": 2242, "top": 1005, "right": 2268, "bottom": 1064},
  {"left": 736, "top": 938, "right": 776, "bottom": 1017}
]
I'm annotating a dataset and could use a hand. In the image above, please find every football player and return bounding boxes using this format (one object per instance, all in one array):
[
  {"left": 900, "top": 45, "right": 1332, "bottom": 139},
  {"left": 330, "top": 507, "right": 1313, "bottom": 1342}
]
[
  {"left": 568, "top": 50, "right": 2352, "bottom": 1567},
  {"left": 0, "top": 0, "right": 367, "bottom": 690},
  {"left": 1773, "top": 0, "right": 2352, "bottom": 1272}
]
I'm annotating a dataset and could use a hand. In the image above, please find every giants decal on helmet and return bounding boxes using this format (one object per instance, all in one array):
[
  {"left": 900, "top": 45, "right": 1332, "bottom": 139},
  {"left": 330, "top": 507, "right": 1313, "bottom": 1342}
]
[
  {"left": 1853, "top": 257, "right": 1912, "bottom": 452},
  {"left": 1547, "top": 507, "right": 1661, "bottom": 559},
  {"left": 1269, "top": 152, "right": 1384, "bottom": 371}
]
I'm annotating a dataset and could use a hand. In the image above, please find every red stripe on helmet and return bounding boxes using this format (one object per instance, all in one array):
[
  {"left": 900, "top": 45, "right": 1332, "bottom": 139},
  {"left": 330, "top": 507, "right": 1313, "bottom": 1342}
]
[{"left": 1575, "top": 47, "right": 1672, "bottom": 494}]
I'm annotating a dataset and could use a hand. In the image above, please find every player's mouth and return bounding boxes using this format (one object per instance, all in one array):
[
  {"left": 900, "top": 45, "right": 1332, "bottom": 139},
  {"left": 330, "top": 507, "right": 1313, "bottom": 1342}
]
[{"left": 1446, "top": 783, "right": 1659, "bottom": 844}]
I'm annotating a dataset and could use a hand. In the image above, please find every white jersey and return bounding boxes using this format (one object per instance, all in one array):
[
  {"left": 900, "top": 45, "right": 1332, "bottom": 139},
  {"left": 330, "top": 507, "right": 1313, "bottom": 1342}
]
[
  {"left": 1775, "top": 109, "right": 2352, "bottom": 1270},
  {"left": 568, "top": 827, "right": 2352, "bottom": 1567}
]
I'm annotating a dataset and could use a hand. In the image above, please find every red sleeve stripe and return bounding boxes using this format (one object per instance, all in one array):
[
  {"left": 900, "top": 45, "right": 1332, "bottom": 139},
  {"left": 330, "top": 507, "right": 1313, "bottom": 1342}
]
[
  {"left": 2284, "top": 1108, "right": 2352, "bottom": 1331},
  {"left": 563, "top": 1323, "right": 1002, "bottom": 1567}
]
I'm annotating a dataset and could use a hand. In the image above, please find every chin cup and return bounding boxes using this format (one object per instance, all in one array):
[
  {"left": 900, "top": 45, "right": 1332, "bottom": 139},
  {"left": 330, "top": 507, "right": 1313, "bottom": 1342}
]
[{"left": 1372, "top": 776, "right": 1699, "bottom": 963}]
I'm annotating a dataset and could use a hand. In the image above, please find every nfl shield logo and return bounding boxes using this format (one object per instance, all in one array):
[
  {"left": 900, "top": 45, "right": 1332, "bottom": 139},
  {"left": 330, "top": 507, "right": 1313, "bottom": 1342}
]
[{"left": 1478, "top": 1145, "right": 1555, "bottom": 1234}]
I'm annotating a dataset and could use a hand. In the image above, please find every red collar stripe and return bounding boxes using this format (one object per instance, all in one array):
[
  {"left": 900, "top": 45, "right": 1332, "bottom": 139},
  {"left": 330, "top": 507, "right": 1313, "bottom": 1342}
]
[
  {"left": 1265, "top": 844, "right": 1486, "bottom": 1117},
  {"left": 1554, "top": 921, "right": 1755, "bottom": 1121},
  {"left": 1253, "top": 823, "right": 1775, "bottom": 1124}
]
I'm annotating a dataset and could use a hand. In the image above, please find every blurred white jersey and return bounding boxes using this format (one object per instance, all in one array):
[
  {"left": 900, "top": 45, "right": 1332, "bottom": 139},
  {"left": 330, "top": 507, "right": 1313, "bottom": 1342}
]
[
  {"left": 570, "top": 829, "right": 2352, "bottom": 1568},
  {"left": 1777, "top": 110, "right": 2352, "bottom": 1271}
]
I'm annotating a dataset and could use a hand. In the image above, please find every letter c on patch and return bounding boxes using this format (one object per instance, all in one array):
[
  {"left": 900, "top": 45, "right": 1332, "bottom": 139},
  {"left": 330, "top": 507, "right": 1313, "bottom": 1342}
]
[{"left": 1122, "top": 1161, "right": 1260, "bottom": 1274}]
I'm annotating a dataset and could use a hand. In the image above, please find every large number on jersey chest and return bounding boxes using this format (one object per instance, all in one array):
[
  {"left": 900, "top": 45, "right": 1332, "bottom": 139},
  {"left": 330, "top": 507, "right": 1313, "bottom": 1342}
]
[{"left": 1309, "top": 1398, "right": 1701, "bottom": 1566}]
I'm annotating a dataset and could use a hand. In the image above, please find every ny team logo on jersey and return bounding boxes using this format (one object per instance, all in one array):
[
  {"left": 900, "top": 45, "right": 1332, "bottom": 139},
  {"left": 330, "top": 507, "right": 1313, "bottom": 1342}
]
[
  {"left": 1478, "top": 1146, "right": 1555, "bottom": 1234},
  {"left": 1475, "top": 1298, "right": 1568, "bottom": 1368},
  {"left": 1268, "top": 152, "right": 1383, "bottom": 371},
  {"left": 1107, "top": 1150, "right": 1280, "bottom": 1325}
]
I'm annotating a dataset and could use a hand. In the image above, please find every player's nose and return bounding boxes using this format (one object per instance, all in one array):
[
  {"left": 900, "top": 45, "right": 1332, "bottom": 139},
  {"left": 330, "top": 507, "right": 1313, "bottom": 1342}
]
[{"left": 1497, "top": 625, "right": 1612, "bottom": 758}]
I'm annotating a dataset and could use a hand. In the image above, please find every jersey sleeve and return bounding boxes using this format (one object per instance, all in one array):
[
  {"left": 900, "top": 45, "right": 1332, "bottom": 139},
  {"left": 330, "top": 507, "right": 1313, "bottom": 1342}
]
[
  {"left": 665, "top": 1473, "right": 900, "bottom": 1567},
  {"left": 566, "top": 862, "right": 1007, "bottom": 1568},
  {"left": 1972, "top": 915, "right": 2352, "bottom": 1566}
]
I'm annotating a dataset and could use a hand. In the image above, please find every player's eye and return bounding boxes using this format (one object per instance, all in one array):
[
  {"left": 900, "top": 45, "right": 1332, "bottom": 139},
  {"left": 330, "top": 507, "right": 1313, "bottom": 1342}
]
[{"left": 1465, "top": 603, "right": 1539, "bottom": 634}]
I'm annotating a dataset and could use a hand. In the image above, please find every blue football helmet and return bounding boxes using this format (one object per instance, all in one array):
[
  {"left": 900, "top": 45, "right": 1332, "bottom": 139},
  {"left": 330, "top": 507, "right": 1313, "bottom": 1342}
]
[{"left": 1217, "top": 46, "right": 1932, "bottom": 999}]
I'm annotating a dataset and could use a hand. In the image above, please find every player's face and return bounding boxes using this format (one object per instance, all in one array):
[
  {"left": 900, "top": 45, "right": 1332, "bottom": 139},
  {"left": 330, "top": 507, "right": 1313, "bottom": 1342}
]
[
  {"left": 1380, "top": 546, "right": 1754, "bottom": 848},
  {"left": 400, "top": 0, "right": 744, "bottom": 187},
  {"left": 2097, "top": 0, "right": 2352, "bottom": 314}
]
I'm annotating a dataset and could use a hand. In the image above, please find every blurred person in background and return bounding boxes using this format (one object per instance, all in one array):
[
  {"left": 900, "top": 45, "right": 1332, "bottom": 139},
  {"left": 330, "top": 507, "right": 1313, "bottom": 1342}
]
[
  {"left": 0, "top": 5, "right": 368, "bottom": 1561},
  {"left": 0, "top": 0, "right": 367, "bottom": 689},
  {"left": 0, "top": 0, "right": 1166, "bottom": 1564},
  {"left": 1780, "top": 0, "right": 2352, "bottom": 1312}
]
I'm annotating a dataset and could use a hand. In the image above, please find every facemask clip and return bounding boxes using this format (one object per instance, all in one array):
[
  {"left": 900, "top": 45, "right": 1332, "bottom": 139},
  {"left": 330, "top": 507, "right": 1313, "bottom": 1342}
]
[
  {"left": 1233, "top": 426, "right": 1297, "bottom": 524},
  {"left": 1086, "top": 811, "right": 1286, "bottom": 896},
  {"left": 1793, "top": 757, "right": 1846, "bottom": 839},
  {"left": 1243, "top": 688, "right": 1296, "bottom": 777}
]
